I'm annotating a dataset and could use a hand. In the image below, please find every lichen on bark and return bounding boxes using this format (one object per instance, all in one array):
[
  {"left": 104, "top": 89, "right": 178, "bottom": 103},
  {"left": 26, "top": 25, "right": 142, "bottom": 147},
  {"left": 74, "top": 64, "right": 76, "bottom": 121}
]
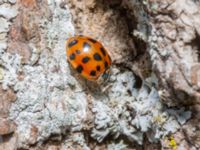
[{"left": 0, "top": 0, "right": 199, "bottom": 149}]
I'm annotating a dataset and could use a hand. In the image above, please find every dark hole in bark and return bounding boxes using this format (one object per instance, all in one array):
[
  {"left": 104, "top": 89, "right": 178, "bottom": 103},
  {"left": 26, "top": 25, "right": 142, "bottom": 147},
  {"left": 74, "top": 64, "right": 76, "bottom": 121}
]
[
  {"left": 190, "top": 31, "right": 200, "bottom": 62},
  {"left": 134, "top": 73, "right": 143, "bottom": 89}
]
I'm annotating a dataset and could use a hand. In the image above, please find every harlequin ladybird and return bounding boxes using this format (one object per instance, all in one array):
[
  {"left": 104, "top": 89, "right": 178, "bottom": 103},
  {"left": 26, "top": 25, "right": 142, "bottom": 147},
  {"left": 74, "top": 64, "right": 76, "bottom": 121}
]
[{"left": 66, "top": 35, "right": 111, "bottom": 81}]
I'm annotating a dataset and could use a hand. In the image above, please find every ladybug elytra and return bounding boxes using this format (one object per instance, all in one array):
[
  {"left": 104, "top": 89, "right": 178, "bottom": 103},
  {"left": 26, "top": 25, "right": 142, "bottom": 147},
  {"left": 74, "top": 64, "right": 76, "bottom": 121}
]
[{"left": 66, "top": 35, "right": 112, "bottom": 82}]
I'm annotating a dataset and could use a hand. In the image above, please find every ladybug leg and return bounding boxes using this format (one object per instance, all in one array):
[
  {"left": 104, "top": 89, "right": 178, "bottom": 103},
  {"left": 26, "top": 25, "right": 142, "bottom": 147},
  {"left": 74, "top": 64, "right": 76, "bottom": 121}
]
[
  {"left": 100, "top": 84, "right": 112, "bottom": 93},
  {"left": 99, "top": 83, "right": 111, "bottom": 102}
]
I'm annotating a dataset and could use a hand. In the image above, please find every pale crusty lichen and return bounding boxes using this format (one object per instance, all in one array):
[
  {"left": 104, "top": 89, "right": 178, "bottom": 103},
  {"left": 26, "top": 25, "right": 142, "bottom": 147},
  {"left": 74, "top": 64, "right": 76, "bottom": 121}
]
[
  {"left": 0, "top": 67, "right": 4, "bottom": 80},
  {"left": 107, "top": 140, "right": 127, "bottom": 150},
  {"left": 91, "top": 69, "right": 191, "bottom": 144},
  {"left": 8, "top": 0, "right": 86, "bottom": 148},
  {"left": 0, "top": 3, "right": 18, "bottom": 20},
  {"left": 0, "top": 0, "right": 19, "bottom": 90},
  {"left": 0, "top": 53, "right": 21, "bottom": 89}
]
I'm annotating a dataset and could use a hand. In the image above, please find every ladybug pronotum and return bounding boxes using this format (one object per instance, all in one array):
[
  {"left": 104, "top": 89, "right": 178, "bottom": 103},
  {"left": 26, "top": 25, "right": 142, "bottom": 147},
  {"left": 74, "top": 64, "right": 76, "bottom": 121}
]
[{"left": 66, "top": 35, "right": 112, "bottom": 82}]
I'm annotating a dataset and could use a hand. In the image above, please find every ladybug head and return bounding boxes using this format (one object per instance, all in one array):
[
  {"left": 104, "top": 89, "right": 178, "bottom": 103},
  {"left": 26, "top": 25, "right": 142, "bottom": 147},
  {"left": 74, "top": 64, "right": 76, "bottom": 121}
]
[{"left": 97, "top": 68, "right": 111, "bottom": 84}]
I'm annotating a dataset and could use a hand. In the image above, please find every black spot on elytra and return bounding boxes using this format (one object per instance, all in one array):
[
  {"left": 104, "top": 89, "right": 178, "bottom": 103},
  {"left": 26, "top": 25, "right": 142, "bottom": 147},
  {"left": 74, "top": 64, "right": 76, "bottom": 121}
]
[
  {"left": 83, "top": 42, "right": 91, "bottom": 50},
  {"left": 88, "top": 38, "right": 97, "bottom": 43},
  {"left": 90, "top": 70, "right": 96, "bottom": 76},
  {"left": 93, "top": 53, "right": 102, "bottom": 61},
  {"left": 96, "top": 65, "right": 101, "bottom": 71},
  {"left": 68, "top": 40, "right": 78, "bottom": 48},
  {"left": 75, "top": 50, "right": 81, "bottom": 54},
  {"left": 76, "top": 65, "right": 83, "bottom": 73},
  {"left": 82, "top": 56, "right": 90, "bottom": 63},
  {"left": 69, "top": 53, "right": 75, "bottom": 60},
  {"left": 100, "top": 47, "right": 106, "bottom": 56},
  {"left": 104, "top": 61, "right": 108, "bottom": 68}
]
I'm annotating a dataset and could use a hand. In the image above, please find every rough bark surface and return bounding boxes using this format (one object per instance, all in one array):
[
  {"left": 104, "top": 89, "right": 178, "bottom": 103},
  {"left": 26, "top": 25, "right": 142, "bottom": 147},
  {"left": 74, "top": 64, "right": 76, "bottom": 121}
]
[
  {"left": 148, "top": 0, "right": 200, "bottom": 149},
  {"left": 0, "top": 0, "right": 199, "bottom": 150}
]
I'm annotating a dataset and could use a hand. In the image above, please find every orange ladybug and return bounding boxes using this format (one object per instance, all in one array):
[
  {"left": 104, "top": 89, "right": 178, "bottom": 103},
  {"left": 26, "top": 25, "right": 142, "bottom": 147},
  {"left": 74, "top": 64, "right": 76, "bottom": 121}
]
[{"left": 66, "top": 35, "right": 111, "bottom": 82}]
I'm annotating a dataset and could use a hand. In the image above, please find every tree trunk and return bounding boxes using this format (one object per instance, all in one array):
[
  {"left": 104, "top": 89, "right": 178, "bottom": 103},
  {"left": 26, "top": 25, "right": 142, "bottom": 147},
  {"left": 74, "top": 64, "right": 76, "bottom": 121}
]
[{"left": 0, "top": 0, "right": 199, "bottom": 149}]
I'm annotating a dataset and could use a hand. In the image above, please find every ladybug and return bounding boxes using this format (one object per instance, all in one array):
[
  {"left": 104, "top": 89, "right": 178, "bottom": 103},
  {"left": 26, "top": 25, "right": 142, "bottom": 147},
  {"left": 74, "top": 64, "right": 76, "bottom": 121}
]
[{"left": 66, "top": 35, "right": 112, "bottom": 82}]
